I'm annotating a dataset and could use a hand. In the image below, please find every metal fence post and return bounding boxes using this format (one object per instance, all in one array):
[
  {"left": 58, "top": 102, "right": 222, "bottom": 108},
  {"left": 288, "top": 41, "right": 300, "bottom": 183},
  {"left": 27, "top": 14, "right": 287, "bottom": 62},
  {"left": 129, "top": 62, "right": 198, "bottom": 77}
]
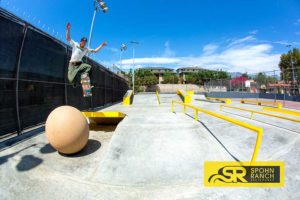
[{"left": 15, "top": 24, "right": 28, "bottom": 135}]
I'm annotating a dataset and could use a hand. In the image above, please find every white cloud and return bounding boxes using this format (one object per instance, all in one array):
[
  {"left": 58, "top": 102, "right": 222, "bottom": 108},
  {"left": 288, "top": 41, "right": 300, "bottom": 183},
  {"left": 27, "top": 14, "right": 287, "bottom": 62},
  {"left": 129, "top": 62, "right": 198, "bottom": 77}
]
[
  {"left": 162, "top": 41, "right": 175, "bottom": 57},
  {"left": 249, "top": 30, "right": 258, "bottom": 35},
  {"left": 119, "top": 40, "right": 281, "bottom": 73},
  {"left": 228, "top": 36, "right": 256, "bottom": 46},
  {"left": 105, "top": 47, "right": 119, "bottom": 53},
  {"left": 294, "top": 19, "right": 300, "bottom": 25},
  {"left": 122, "top": 57, "right": 180, "bottom": 65},
  {"left": 203, "top": 44, "right": 219, "bottom": 55},
  {"left": 104, "top": 34, "right": 290, "bottom": 73},
  {"left": 273, "top": 40, "right": 300, "bottom": 46}
]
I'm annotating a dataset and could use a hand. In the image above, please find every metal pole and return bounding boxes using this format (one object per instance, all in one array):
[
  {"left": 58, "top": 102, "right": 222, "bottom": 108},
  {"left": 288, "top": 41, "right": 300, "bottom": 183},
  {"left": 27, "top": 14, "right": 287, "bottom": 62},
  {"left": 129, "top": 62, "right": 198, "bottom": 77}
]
[
  {"left": 130, "top": 41, "right": 139, "bottom": 93},
  {"left": 119, "top": 51, "right": 123, "bottom": 71},
  {"left": 132, "top": 47, "right": 135, "bottom": 93},
  {"left": 287, "top": 45, "right": 296, "bottom": 95},
  {"left": 273, "top": 70, "right": 276, "bottom": 102},
  {"left": 15, "top": 25, "right": 28, "bottom": 135},
  {"left": 283, "top": 68, "right": 286, "bottom": 106},
  {"left": 88, "top": 9, "right": 97, "bottom": 50}
]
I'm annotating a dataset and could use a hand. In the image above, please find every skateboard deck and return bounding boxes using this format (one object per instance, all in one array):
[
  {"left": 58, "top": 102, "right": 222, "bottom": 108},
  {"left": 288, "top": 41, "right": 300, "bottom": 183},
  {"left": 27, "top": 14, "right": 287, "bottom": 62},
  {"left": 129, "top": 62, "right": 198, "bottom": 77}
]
[{"left": 81, "top": 74, "right": 92, "bottom": 97}]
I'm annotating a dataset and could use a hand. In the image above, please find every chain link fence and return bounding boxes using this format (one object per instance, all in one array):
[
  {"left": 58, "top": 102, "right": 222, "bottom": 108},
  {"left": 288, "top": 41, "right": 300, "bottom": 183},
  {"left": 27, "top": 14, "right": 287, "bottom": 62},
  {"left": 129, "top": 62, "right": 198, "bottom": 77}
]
[{"left": 204, "top": 68, "right": 300, "bottom": 105}]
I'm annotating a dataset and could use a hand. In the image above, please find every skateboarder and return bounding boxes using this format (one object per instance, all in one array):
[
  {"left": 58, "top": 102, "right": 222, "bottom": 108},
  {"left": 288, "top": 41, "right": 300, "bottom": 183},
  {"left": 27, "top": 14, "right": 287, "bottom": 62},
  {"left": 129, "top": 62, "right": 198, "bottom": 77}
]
[{"left": 66, "top": 22, "right": 107, "bottom": 97}]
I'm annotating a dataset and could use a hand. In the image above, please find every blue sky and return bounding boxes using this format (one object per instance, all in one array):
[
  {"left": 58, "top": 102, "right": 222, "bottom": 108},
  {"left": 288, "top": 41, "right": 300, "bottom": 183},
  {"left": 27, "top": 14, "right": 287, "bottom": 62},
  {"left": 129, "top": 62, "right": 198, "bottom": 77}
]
[{"left": 1, "top": 0, "right": 300, "bottom": 73}]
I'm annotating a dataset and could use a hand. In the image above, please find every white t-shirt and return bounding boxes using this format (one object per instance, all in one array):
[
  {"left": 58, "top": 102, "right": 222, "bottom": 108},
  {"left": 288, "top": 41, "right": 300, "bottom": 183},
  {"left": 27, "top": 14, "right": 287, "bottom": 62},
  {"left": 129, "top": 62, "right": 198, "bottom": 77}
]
[{"left": 69, "top": 40, "right": 92, "bottom": 62}]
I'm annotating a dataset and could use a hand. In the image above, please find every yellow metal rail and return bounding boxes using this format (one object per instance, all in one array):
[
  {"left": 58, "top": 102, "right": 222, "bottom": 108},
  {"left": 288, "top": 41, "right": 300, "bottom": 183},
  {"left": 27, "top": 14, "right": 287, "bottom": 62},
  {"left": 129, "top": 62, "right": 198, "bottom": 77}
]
[
  {"left": 156, "top": 90, "right": 161, "bottom": 105},
  {"left": 172, "top": 100, "right": 263, "bottom": 163},
  {"left": 206, "top": 97, "right": 232, "bottom": 104},
  {"left": 186, "top": 90, "right": 195, "bottom": 96},
  {"left": 240, "top": 99, "right": 282, "bottom": 109},
  {"left": 221, "top": 105, "right": 300, "bottom": 123},
  {"left": 262, "top": 107, "right": 300, "bottom": 117},
  {"left": 177, "top": 89, "right": 191, "bottom": 104},
  {"left": 123, "top": 90, "right": 133, "bottom": 106}
]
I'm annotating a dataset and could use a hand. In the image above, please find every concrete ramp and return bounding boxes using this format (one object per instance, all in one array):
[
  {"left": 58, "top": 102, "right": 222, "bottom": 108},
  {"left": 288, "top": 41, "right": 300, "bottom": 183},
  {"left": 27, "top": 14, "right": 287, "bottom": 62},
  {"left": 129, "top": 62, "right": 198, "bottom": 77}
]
[
  {"left": 159, "top": 94, "right": 181, "bottom": 104},
  {"left": 132, "top": 93, "right": 158, "bottom": 106},
  {"left": 95, "top": 105, "right": 230, "bottom": 186},
  {"left": 193, "top": 94, "right": 206, "bottom": 100}
]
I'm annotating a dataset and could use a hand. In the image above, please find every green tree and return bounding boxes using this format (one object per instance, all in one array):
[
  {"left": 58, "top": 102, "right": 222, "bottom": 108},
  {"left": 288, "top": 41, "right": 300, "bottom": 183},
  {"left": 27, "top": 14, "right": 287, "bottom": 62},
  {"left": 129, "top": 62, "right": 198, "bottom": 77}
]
[
  {"left": 279, "top": 48, "right": 300, "bottom": 83},
  {"left": 162, "top": 72, "right": 178, "bottom": 84},
  {"left": 255, "top": 72, "right": 277, "bottom": 87},
  {"left": 134, "top": 69, "right": 158, "bottom": 87},
  {"left": 185, "top": 74, "right": 198, "bottom": 84}
]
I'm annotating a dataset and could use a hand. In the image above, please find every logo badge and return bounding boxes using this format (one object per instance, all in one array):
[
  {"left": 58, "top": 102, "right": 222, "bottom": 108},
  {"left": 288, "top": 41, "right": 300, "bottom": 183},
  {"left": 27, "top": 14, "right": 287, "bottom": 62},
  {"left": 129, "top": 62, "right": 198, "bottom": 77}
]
[{"left": 204, "top": 162, "right": 284, "bottom": 187}]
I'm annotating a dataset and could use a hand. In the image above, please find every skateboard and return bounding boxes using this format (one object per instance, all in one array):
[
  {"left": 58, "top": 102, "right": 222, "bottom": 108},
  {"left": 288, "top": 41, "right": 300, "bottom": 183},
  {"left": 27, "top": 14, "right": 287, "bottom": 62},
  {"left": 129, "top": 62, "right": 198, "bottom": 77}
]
[{"left": 81, "top": 73, "right": 92, "bottom": 97}]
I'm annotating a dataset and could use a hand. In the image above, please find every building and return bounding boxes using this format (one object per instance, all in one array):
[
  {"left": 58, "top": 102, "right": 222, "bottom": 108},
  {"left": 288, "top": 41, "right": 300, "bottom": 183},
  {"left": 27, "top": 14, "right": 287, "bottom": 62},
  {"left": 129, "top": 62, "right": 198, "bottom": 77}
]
[
  {"left": 176, "top": 67, "right": 205, "bottom": 83},
  {"left": 140, "top": 67, "right": 174, "bottom": 84}
]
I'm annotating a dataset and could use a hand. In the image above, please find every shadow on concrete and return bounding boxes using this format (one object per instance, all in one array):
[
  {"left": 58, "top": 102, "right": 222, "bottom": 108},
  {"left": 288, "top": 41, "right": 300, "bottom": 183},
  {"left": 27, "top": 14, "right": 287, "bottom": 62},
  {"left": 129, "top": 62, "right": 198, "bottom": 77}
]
[
  {"left": 0, "top": 144, "right": 38, "bottom": 166},
  {"left": 40, "top": 143, "right": 56, "bottom": 154},
  {"left": 185, "top": 114, "right": 240, "bottom": 162},
  {"left": 89, "top": 124, "right": 117, "bottom": 132},
  {"left": 60, "top": 139, "right": 101, "bottom": 158},
  {"left": 0, "top": 127, "right": 44, "bottom": 151},
  {"left": 16, "top": 155, "right": 43, "bottom": 172}
]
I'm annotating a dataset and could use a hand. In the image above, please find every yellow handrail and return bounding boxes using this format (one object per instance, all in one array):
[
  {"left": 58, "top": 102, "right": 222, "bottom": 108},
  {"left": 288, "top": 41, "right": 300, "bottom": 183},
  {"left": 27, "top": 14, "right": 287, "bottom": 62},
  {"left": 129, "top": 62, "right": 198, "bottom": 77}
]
[
  {"left": 262, "top": 107, "right": 300, "bottom": 117},
  {"left": 172, "top": 100, "right": 263, "bottom": 163},
  {"left": 221, "top": 105, "right": 300, "bottom": 123},
  {"left": 156, "top": 90, "right": 161, "bottom": 105},
  {"left": 240, "top": 99, "right": 282, "bottom": 109},
  {"left": 123, "top": 90, "right": 133, "bottom": 106},
  {"left": 177, "top": 89, "right": 191, "bottom": 104},
  {"left": 206, "top": 97, "right": 232, "bottom": 104}
]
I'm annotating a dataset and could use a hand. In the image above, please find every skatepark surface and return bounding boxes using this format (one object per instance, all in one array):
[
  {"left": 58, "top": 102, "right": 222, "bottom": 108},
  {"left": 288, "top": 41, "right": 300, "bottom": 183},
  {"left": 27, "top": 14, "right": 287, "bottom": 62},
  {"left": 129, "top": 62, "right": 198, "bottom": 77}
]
[{"left": 0, "top": 93, "right": 300, "bottom": 200}]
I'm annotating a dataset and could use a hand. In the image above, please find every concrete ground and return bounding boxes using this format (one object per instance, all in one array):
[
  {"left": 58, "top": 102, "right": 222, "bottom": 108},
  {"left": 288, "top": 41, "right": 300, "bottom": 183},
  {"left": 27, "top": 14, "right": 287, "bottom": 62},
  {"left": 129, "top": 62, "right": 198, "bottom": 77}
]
[{"left": 0, "top": 93, "right": 300, "bottom": 200}]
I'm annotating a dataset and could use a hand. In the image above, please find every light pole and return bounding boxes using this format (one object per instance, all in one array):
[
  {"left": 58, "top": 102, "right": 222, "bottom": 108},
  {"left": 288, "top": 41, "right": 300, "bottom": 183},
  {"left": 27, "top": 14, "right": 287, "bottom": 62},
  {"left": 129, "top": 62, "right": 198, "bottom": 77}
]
[
  {"left": 88, "top": 0, "right": 108, "bottom": 50},
  {"left": 120, "top": 44, "right": 127, "bottom": 72},
  {"left": 130, "top": 41, "right": 139, "bottom": 93},
  {"left": 286, "top": 45, "right": 296, "bottom": 94}
]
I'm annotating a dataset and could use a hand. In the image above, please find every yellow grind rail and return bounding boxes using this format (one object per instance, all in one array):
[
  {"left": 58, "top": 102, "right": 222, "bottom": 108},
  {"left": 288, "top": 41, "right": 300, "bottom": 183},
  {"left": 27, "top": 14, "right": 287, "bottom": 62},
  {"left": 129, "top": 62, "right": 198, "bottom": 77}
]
[
  {"left": 177, "top": 89, "right": 191, "bottom": 104},
  {"left": 123, "top": 90, "right": 133, "bottom": 106},
  {"left": 156, "top": 90, "right": 161, "bottom": 104},
  {"left": 172, "top": 100, "right": 263, "bottom": 163},
  {"left": 206, "top": 97, "right": 232, "bottom": 104},
  {"left": 186, "top": 90, "right": 195, "bottom": 96},
  {"left": 221, "top": 105, "right": 300, "bottom": 123},
  {"left": 240, "top": 99, "right": 282, "bottom": 109},
  {"left": 262, "top": 107, "right": 300, "bottom": 117}
]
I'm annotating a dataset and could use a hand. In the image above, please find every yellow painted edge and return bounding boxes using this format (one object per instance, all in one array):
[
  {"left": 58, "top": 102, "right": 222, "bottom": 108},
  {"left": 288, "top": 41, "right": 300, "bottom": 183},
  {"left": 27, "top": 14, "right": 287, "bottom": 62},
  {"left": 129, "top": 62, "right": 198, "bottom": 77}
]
[
  {"left": 177, "top": 90, "right": 192, "bottom": 104},
  {"left": 82, "top": 111, "right": 126, "bottom": 118},
  {"left": 262, "top": 107, "right": 300, "bottom": 117},
  {"left": 123, "top": 90, "right": 133, "bottom": 106},
  {"left": 207, "top": 97, "right": 231, "bottom": 105},
  {"left": 240, "top": 99, "right": 282, "bottom": 108}
]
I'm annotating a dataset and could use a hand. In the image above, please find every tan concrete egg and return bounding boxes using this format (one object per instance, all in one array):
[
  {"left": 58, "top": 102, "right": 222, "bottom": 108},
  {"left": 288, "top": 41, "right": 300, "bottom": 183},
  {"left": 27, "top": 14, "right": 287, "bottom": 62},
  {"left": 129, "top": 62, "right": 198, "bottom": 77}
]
[{"left": 45, "top": 106, "right": 89, "bottom": 154}]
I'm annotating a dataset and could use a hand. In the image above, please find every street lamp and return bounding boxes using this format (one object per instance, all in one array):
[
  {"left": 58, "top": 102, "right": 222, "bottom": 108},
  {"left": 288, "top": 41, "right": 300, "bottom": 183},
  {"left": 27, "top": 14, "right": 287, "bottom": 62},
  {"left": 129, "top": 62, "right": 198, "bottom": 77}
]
[
  {"left": 88, "top": 0, "right": 108, "bottom": 50},
  {"left": 120, "top": 44, "right": 127, "bottom": 72},
  {"left": 130, "top": 41, "right": 139, "bottom": 93},
  {"left": 286, "top": 45, "right": 296, "bottom": 95}
]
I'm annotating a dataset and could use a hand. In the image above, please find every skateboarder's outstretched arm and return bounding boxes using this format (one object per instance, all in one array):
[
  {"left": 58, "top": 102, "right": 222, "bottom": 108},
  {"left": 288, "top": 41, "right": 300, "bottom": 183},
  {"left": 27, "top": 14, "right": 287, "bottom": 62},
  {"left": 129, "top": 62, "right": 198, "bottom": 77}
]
[
  {"left": 66, "top": 22, "right": 71, "bottom": 42},
  {"left": 90, "top": 42, "right": 107, "bottom": 53}
]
